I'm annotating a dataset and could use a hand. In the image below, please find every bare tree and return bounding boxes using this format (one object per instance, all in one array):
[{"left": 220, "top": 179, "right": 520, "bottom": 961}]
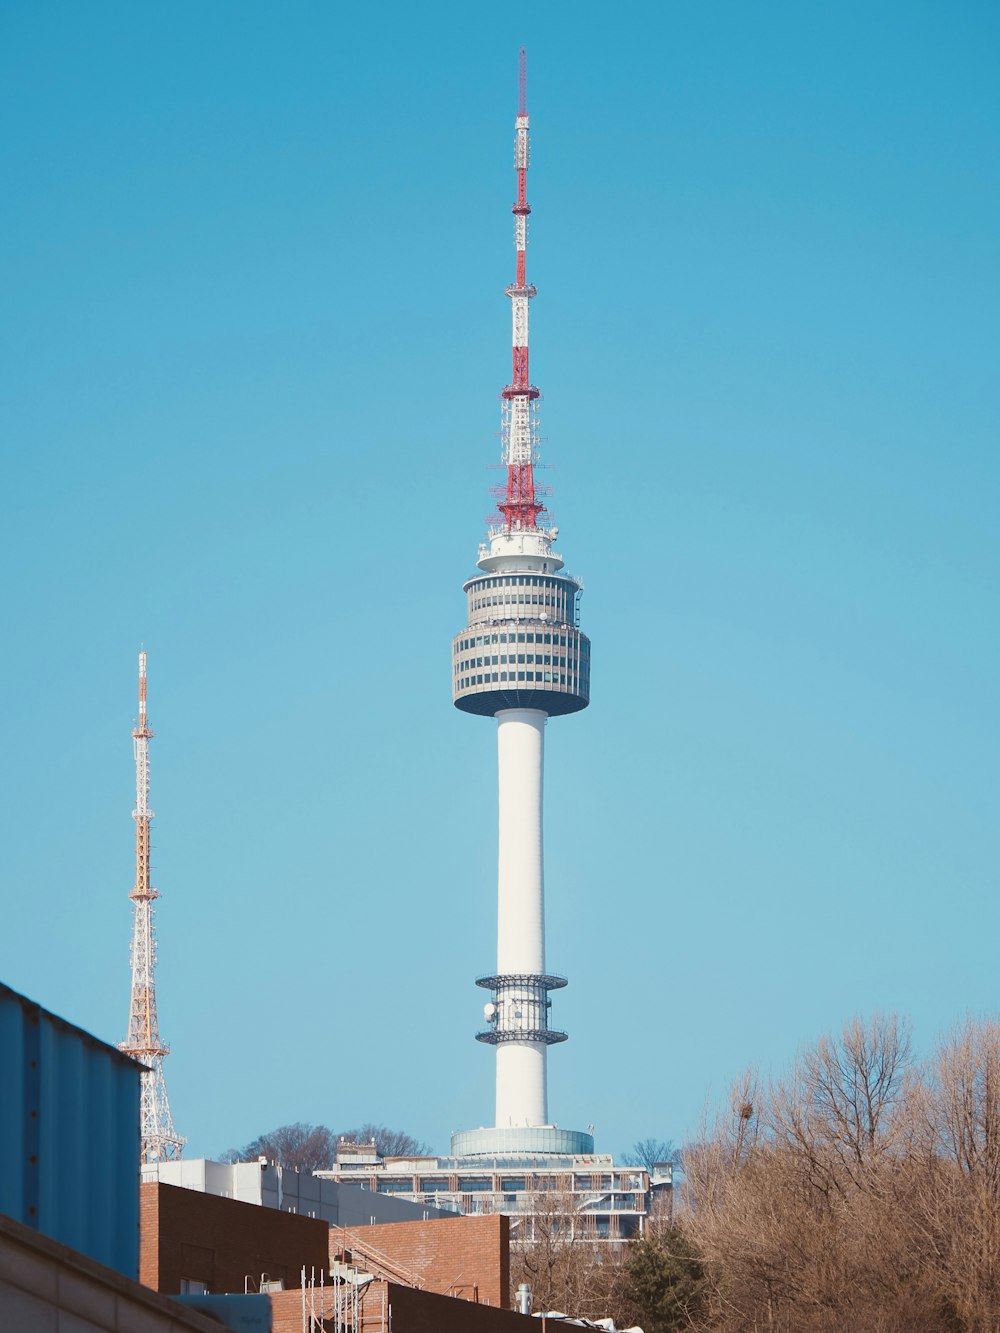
[
  {"left": 336, "top": 1124, "right": 430, "bottom": 1157},
  {"left": 911, "top": 1018, "right": 1000, "bottom": 1332},
  {"left": 221, "top": 1122, "right": 339, "bottom": 1172},
  {"left": 773, "top": 1012, "right": 912, "bottom": 1191},
  {"left": 622, "top": 1137, "right": 681, "bottom": 1173},
  {"left": 682, "top": 1019, "right": 945, "bottom": 1333},
  {"left": 222, "top": 1121, "right": 430, "bottom": 1171},
  {"left": 510, "top": 1185, "right": 624, "bottom": 1323}
]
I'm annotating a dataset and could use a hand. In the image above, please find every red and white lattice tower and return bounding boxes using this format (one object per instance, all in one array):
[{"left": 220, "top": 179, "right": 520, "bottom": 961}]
[
  {"left": 450, "top": 51, "right": 594, "bottom": 1159},
  {"left": 120, "top": 651, "right": 184, "bottom": 1164}
]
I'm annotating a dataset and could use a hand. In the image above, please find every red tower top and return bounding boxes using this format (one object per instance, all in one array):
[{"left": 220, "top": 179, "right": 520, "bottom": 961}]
[{"left": 496, "top": 48, "right": 544, "bottom": 532}]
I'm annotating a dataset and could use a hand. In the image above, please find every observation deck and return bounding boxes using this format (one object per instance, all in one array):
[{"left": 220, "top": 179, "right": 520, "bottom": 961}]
[{"left": 452, "top": 568, "right": 590, "bottom": 717}]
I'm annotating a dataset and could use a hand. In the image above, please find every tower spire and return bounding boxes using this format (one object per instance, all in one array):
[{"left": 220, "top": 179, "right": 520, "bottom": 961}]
[
  {"left": 498, "top": 45, "right": 543, "bottom": 532},
  {"left": 120, "top": 651, "right": 184, "bottom": 1164}
]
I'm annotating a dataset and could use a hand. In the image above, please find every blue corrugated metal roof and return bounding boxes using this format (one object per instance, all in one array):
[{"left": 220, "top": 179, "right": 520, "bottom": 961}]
[{"left": 0, "top": 980, "right": 142, "bottom": 1277}]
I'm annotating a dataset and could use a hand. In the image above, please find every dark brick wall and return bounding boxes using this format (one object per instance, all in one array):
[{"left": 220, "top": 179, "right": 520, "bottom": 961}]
[
  {"left": 140, "top": 1181, "right": 329, "bottom": 1295},
  {"left": 382, "top": 1282, "right": 532, "bottom": 1333},
  {"left": 270, "top": 1278, "right": 533, "bottom": 1333}
]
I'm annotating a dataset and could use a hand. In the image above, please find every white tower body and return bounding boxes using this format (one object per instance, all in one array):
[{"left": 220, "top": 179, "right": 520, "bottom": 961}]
[
  {"left": 495, "top": 707, "right": 547, "bottom": 1127},
  {"left": 450, "top": 52, "right": 593, "bottom": 1160}
]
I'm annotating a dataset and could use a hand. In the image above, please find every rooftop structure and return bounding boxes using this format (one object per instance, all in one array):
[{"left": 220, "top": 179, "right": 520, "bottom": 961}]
[
  {"left": 143, "top": 1158, "right": 450, "bottom": 1228},
  {"left": 120, "top": 651, "right": 184, "bottom": 1164},
  {"left": 450, "top": 48, "right": 592, "bottom": 1162}
]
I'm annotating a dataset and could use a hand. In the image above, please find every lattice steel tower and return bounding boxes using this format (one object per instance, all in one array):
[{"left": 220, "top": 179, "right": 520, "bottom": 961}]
[
  {"left": 120, "top": 651, "right": 184, "bottom": 1164},
  {"left": 451, "top": 51, "right": 594, "bottom": 1158}
]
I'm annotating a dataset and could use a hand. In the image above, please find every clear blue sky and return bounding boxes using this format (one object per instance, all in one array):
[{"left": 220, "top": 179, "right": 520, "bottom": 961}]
[{"left": 2, "top": 1, "right": 997, "bottom": 1160}]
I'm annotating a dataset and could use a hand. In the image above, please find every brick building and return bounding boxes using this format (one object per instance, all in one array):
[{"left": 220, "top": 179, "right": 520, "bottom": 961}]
[
  {"left": 331, "top": 1214, "right": 509, "bottom": 1308},
  {"left": 141, "top": 1182, "right": 329, "bottom": 1295},
  {"left": 269, "top": 1280, "right": 534, "bottom": 1333},
  {"left": 140, "top": 1178, "right": 528, "bottom": 1333}
]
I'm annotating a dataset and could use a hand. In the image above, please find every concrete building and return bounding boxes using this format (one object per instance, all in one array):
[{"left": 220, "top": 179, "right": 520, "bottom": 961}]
[
  {"left": 143, "top": 1158, "right": 448, "bottom": 1228},
  {"left": 0, "top": 1210, "right": 227, "bottom": 1333},
  {"left": 319, "top": 1145, "right": 666, "bottom": 1244}
]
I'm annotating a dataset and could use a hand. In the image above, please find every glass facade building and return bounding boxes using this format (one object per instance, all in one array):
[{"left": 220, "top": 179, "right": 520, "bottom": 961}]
[{"left": 318, "top": 1148, "right": 670, "bottom": 1245}]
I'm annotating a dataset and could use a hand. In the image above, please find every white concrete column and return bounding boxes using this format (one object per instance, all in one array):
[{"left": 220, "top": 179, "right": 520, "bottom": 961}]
[
  {"left": 497, "top": 1043, "right": 546, "bottom": 1126},
  {"left": 494, "top": 707, "right": 547, "bottom": 1127}
]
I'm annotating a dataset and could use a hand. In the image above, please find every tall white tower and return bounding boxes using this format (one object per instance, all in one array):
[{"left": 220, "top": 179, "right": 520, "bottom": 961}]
[{"left": 451, "top": 51, "right": 593, "bottom": 1159}]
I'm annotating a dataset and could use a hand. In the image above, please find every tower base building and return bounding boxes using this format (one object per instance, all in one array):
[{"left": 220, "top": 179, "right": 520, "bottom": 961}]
[{"left": 318, "top": 1147, "right": 669, "bottom": 1246}]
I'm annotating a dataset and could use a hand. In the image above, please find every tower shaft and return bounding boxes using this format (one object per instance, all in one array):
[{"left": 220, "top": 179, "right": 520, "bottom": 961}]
[
  {"left": 495, "top": 708, "right": 547, "bottom": 1126},
  {"left": 120, "top": 651, "right": 184, "bottom": 1165}
]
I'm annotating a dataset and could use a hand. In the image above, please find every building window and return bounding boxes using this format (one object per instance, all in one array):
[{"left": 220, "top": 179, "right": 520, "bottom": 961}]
[
  {"left": 180, "top": 1280, "right": 209, "bottom": 1295},
  {"left": 377, "top": 1178, "right": 416, "bottom": 1193},
  {"left": 459, "top": 1178, "right": 491, "bottom": 1192}
]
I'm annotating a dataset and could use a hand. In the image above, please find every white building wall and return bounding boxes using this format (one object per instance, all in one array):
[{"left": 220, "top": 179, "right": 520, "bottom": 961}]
[{"left": 143, "top": 1159, "right": 446, "bottom": 1226}]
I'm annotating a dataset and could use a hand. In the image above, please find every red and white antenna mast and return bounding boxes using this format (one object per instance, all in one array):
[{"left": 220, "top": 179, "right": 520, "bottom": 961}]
[
  {"left": 497, "top": 46, "right": 544, "bottom": 532},
  {"left": 120, "top": 651, "right": 184, "bottom": 1164}
]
